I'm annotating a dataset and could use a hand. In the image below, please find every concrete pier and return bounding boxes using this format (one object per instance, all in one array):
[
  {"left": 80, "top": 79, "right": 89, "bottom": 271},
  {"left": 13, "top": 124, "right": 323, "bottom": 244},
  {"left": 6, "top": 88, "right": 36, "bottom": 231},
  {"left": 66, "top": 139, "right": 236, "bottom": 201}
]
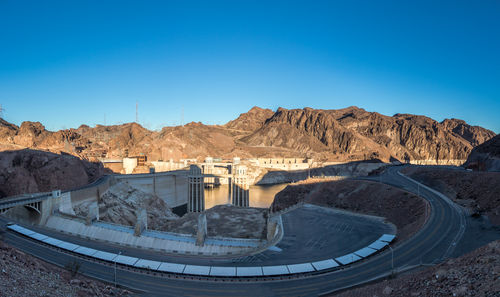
[
  {"left": 202, "top": 157, "right": 215, "bottom": 188},
  {"left": 188, "top": 165, "right": 205, "bottom": 212},
  {"left": 196, "top": 213, "right": 207, "bottom": 246},
  {"left": 134, "top": 209, "right": 148, "bottom": 236},
  {"left": 86, "top": 202, "right": 99, "bottom": 225},
  {"left": 232, "top": 165, "right": 249, "bottom": 207}
]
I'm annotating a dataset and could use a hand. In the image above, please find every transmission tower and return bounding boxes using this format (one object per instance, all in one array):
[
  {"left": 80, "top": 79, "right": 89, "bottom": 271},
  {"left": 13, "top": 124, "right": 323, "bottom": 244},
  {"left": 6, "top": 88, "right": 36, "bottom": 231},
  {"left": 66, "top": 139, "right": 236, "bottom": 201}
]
[
  {"left": 0, "top": 104, "right": 4, "bottom": 119},
  {"left": 136, "top": 102, "right": 138, "bottom": 123},
  {"left": 181, "top": 106, "right": 184, "bottom": 126}
]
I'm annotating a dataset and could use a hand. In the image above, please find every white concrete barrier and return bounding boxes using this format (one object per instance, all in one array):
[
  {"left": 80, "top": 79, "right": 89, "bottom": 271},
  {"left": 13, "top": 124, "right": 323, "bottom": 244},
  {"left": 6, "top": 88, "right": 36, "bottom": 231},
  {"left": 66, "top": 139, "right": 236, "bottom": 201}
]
[{"left": 7, "top": 224, "right": 396, "bottom": 278}]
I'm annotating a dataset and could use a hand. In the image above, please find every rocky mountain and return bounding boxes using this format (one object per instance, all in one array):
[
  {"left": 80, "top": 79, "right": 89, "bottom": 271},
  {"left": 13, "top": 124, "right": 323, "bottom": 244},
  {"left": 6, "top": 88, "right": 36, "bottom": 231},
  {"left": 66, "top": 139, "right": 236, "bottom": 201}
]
[
  {"left": 464, "top": 134, "right": 500, "bottom": 171},
  {"left": 243, "top": 107, "right": 495, "bottom": 163},
  {"left": 0, "top": 149, "right": 106, "bottom": 198},
  {"left": 0, "top": 106, "right": 495, "bottom": 164},
  {"left": 224, "top": 106, "right": 274, "bottom": 132}
]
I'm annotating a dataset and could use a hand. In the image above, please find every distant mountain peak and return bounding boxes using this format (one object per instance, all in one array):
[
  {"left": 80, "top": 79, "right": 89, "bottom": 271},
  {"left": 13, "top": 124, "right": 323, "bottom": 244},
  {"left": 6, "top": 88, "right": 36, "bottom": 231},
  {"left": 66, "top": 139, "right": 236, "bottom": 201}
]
[{"left": 224, "top": 106, "right": 274, "bottom": 132}]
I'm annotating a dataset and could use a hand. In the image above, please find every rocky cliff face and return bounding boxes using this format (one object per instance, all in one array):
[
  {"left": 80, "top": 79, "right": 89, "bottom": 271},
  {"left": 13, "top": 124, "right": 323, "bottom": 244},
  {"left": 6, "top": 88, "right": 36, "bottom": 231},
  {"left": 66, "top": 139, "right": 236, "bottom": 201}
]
[
  {"left": 242, "top": 107, "right": 495, "bottom": 164},
  {"left": 224, "top": 106, "right": 274, "bottom": 132},
  {"left": 0, "top": 106, "right": 495, "bottom": 164},
  {"left": 464, "top": 134, "right": 500, "bottom": 171},
  {"left": 0, "top": 149, "right": 106, "bottom": 198}
]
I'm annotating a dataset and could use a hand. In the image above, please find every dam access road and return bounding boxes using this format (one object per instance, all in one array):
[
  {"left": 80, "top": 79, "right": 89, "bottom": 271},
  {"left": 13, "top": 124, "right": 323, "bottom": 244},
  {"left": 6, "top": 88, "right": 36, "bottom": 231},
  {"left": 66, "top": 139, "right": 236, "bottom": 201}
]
[{"left": 0, "top": 166, "right": 467, "bottom": 296}]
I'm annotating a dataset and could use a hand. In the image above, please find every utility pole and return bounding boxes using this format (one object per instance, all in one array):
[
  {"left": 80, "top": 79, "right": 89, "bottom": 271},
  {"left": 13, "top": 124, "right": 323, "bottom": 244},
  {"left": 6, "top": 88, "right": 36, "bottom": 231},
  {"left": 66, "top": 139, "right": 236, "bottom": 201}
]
[
  {"left": 389, "top": 245, "right": 394, "bottom": 275},
  {"left": 135, "top": 102, "right": 138, "bottom": 123},
  {"left": 114, "top": 251, "right": 122, "bottom": 288}
]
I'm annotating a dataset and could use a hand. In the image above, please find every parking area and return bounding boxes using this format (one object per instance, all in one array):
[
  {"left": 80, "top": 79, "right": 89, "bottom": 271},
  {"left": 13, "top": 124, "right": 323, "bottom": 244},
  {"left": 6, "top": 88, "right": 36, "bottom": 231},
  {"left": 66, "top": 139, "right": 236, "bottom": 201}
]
[{"left": 231, "top": 204, "right": 395, "bottom": 266}]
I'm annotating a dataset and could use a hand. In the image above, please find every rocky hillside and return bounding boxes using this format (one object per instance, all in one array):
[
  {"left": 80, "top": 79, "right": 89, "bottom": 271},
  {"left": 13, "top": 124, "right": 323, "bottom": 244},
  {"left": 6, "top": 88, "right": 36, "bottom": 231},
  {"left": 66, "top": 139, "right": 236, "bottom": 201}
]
[
  {"left": 0, "top": 149, "right": 106, "bottom": 198},
  {"left": 402, "top": 167, "right": 500, "bottom": 225},
  {"left": 0, "top": 240, "right": 131, "bottom": 297},
  {"left": 0, "top": 106, "right": 494, "bottom": 164},
  {"left": 464, "top": 134, "right": 500, "bottom": 171},
  {"left": 335, "top": 240, "right": 500, "bottom": 297}
]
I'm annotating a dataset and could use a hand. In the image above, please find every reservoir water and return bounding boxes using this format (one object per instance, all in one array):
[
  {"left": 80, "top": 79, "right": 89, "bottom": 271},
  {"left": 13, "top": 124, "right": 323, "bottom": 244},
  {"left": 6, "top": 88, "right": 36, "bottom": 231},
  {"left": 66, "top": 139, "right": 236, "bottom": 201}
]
[{"left": 204, "top": 184, "right": 288, "bottom": 209}]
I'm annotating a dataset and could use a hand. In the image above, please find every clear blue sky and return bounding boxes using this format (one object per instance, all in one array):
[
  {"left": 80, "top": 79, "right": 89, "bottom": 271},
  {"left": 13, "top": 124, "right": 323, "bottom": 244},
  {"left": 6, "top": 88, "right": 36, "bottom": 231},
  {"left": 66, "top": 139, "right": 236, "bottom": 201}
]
[{"left": 0, "top": 0, "right": 499, "bottom": 133}]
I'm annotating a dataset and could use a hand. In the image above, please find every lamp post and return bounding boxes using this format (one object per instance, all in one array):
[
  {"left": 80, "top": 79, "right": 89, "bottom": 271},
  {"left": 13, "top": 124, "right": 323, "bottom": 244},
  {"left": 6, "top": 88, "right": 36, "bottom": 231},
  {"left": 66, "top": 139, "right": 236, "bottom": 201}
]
[
  {"left": 114, "top": 251, "right": 122, "bottom": 288},
  {"left": 388, "top": 246, "right": 394, "bottom": 275}
]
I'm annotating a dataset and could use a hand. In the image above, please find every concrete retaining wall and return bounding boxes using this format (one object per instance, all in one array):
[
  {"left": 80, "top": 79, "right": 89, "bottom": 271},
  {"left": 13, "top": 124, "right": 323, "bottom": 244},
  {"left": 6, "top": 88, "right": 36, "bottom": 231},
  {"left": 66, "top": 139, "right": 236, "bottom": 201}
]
[
  {"left": 58, "top": 192, "right": 75, "bottom": 215},
  {"left": 44, "top": 215, "right": 262, "bottom": 256},
  {"left": 115, "top": 173, "right": 188, "bottom": 208},
  {"left": 70, "top": 177, "right": 111, "bottom": 205}
]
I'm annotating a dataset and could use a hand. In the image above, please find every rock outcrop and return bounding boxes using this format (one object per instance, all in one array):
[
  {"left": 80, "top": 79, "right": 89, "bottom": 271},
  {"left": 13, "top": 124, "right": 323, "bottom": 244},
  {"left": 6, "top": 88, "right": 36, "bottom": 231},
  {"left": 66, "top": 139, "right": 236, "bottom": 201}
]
[
  {"left": 464, "top": 134, "right": 500, "bottom": 171},
  {"left": 73, "top": 182, "right": 177, "bottom": 231},
  {"left": 0, "top": 149, "right": 106, "bottom": 198}
]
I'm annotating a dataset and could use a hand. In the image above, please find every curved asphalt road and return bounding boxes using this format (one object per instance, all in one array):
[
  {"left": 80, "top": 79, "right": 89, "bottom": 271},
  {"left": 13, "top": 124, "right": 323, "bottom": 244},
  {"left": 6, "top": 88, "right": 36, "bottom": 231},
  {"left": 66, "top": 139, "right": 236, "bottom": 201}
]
[{"left": 1, "top": 166, "right": 466, "bottom": 296}]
